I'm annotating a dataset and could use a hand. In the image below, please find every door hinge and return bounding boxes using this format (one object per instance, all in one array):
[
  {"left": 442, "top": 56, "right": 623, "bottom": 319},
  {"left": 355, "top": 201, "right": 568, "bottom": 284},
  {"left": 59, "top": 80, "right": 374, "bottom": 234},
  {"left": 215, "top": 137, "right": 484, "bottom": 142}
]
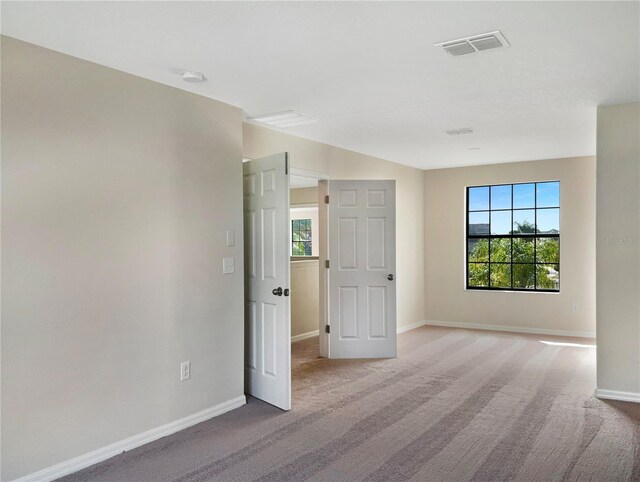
[
  {"left": 325, "top": 325, "right": 330, "bottom": 334},
  {"left": 325, "top": 260, "right": 330, "bottom": 269},
  {"left": 324, "top": 195, "right": 329, "bottom": 204},
  {"left": 285, "top": 157, "right": 288, "bottom": 175}
]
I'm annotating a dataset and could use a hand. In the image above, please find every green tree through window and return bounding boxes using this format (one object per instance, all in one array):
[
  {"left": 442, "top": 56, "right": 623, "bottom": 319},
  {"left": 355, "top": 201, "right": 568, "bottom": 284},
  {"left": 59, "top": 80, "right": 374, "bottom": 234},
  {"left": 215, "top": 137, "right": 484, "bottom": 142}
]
[
  {"left": 291, "top": 219, "right": 312, "bottom": 256},
  {"left": 467, "top": 182, "right": 560, "bottom": 291}
]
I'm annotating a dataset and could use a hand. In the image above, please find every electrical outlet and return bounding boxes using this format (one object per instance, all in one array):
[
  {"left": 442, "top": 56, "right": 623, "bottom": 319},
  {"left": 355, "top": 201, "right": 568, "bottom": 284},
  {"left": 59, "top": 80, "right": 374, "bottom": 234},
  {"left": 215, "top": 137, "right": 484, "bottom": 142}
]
[
  {"left": 572, "top": 303, "right": 579, "bottom": 313},
  {"left": 180, "top": 361, "right": 191, "bottom": 381}
]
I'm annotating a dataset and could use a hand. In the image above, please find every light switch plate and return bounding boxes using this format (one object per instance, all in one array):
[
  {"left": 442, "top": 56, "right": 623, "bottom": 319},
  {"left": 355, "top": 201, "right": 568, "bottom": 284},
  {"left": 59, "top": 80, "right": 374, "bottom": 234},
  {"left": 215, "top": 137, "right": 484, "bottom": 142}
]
[
  {"left": 223, "top": 257, "right": 235, "bottom": 274},
  {"left": 226, "top": 230, "right": 235, "bottom": 247}
]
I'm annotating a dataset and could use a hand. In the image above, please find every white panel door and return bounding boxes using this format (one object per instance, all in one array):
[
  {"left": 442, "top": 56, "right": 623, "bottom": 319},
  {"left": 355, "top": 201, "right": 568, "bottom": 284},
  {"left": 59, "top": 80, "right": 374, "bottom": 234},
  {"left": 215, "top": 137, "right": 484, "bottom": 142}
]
[
  {"left": 243, "top": 153, "right": 291, "bottom": 410},
  {"left": 328, "top": 180, "right": 396, "bottom": 358}
]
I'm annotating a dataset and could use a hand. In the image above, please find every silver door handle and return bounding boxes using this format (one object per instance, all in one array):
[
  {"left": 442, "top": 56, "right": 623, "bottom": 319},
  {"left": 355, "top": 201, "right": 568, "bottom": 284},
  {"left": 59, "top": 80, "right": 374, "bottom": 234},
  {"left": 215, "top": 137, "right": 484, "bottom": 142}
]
[
  {"left": 387, "top": 274, "right": 395, "bottom": 281},
  {"left": 272, "top": 287, "right": 283, "bottom": 296}
]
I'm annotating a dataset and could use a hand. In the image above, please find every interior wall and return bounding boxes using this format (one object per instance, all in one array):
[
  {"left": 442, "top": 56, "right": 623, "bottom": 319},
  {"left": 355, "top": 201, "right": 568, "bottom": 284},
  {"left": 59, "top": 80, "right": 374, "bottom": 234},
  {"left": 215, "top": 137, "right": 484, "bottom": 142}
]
[
  {"left": 290, "top": 186, "right": 318, "bottom": 205},
  {"left": 1, "top": 37, "right": 245, "bottom": 480},
  {"left": 244, "top": 123, "right": 425, "bottom": 331},
  {"left": 290, "top": 260, "right": 320, "bottom": 337},
  {"left": 596, "top": 102, "right": 640, "bottom": 398},
  {"left": 423, "top": 156, "right": 596, "bottom": 337}
]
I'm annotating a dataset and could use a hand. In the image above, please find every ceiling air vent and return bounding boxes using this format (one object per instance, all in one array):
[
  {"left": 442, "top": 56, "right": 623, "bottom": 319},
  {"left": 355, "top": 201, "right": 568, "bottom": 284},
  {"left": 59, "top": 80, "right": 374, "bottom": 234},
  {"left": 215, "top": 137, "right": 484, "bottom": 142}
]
[
  {"left": 247, "top": 111, "right": 316, "bottom": 128},
  {"left": 470, "top": 35, "right": 503, "bottom": 51},
  {"left": 442, "top": 41, "right": 475, "bottom": 57},
  {"left": 435, "top": 31, "right": 510, "bottom": 56}
]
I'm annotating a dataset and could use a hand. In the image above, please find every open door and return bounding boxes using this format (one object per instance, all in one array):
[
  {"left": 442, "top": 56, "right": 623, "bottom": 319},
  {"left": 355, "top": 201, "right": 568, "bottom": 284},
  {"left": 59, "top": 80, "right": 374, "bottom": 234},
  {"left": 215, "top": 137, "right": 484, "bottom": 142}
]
[
  {"left": 326, "top": 180, "right": 396, "bottom": 358},
  {"left": 243, "top": 153, "right": 291, "bottom": 410}
]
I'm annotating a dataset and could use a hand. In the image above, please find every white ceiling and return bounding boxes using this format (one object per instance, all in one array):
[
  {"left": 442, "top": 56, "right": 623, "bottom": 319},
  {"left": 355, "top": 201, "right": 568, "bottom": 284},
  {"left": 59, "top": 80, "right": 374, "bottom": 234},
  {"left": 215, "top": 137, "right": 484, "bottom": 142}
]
[{"left": 2, "top": 1, "right": 638, "bottom": 170}]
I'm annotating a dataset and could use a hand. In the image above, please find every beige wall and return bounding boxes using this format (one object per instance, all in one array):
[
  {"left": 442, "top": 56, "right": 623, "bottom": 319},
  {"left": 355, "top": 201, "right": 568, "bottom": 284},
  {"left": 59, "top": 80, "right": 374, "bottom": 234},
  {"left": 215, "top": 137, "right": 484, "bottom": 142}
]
[
  {"left": 596, "top": 102, "right": 640, "bottom": 397},
  {"left": 291, "top": 260, "right": 320, "bottom": 337},
  {"left": 290, "top": 186, "right": 318, "bottom": 205},
  {"left": 1, "top": 37, "right": 245, "bottom": 480},
  {"left": 244, "top": 123, "right": 426, "bottom": 330},
  {"left": 424, "top": 156, "right": 596, "bottom": 337}
]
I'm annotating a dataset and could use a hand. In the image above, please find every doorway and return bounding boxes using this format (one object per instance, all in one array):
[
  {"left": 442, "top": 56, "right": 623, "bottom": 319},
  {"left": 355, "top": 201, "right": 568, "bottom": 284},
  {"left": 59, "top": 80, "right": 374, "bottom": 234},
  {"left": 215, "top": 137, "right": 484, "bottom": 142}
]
[
  {"left": 289, "top": 169, "right": 325, "bottom": 342},
  {"left": 289, "top": 170, "right": 326, "bottom": 379},
  {"left": 243, "top": 154, "right": 397, "bottom": 411}
]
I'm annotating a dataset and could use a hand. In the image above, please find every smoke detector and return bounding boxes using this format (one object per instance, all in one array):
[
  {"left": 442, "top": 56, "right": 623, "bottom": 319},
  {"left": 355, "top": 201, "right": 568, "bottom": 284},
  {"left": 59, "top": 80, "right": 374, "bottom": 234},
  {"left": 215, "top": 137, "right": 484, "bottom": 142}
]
[
  {"left": 435, "top": 31, "right": 510, "bottom": 56},
  {"left": 180, "top": 71, "right": 206, "bottom": 83},
  {"left": 248, "top": 111, "right": 317, "bottom": 128}
]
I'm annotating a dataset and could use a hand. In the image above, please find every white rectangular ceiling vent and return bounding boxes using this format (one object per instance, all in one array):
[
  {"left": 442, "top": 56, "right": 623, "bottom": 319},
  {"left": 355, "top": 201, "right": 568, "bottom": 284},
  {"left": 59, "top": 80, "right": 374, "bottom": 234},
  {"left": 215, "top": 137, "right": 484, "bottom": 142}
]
[
  {"left": 435, "top": 31, "right": 510, "bottom": 56},
  {"left": 248, "top": 111, "right": 316, "bottom": 128}
]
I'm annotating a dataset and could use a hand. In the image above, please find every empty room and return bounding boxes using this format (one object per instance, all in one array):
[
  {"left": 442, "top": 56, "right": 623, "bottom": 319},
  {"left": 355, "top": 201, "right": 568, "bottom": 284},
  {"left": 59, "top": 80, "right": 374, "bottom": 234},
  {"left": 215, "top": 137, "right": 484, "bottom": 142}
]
[{"left": 1, "top": 1, "right": 639, "bottom": 481}]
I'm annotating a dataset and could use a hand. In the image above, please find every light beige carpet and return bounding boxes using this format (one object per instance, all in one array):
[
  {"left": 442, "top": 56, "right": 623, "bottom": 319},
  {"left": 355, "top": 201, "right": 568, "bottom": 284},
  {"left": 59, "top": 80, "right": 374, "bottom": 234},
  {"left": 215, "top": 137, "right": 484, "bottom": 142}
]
[{"left": 60, "top": 326, "right": 640, "bottom": 481}]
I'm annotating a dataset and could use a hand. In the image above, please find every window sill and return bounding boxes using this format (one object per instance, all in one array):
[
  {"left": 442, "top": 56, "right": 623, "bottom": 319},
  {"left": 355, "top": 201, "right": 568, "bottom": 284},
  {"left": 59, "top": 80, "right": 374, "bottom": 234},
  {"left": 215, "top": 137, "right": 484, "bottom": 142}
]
[{"left": 465, "top": 287, "right": 559, "bottom": 294}]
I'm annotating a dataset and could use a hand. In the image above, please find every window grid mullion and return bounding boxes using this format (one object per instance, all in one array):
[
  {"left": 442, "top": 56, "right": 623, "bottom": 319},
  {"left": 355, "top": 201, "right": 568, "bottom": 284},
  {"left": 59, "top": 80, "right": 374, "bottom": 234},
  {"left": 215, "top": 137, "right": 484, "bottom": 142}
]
[
  {"left": 511, "top": 185, "right": 514, "bottom": 289},
  {"left": 467, "top": 191, "right": 470, "bottom": 288},
  {"left": 534, "top": 183, "right": 537, "bottom": 288},
  {"left": 488, "top": 187, "right": 491, "bottom": 288}
]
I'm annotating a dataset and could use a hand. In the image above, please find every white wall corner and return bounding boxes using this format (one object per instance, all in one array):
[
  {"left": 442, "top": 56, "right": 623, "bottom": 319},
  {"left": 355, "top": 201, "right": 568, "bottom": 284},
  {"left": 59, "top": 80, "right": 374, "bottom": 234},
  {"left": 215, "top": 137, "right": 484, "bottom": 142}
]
[
  {"left": 595, "top": 389, "right": 640, "bottom": 403},
  {"left": 397, "top": 320, "right": 427, "bottom": 334},
  {"left": 424, "top": 320, "right": 596, "bottom": 339},
  {"left": 12, "top": 395, "right": 247, "bottom": 482}
]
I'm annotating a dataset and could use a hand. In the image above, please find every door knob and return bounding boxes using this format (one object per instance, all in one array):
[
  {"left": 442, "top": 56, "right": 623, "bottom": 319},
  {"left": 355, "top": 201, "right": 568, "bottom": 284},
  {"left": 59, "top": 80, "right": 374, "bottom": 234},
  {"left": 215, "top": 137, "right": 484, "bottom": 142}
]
[
  {"left": 272, "top": 287, "right": 283, "bottom": 296},
  {"left": 387, "top": 274, "right": 395, "bottom": 281}
]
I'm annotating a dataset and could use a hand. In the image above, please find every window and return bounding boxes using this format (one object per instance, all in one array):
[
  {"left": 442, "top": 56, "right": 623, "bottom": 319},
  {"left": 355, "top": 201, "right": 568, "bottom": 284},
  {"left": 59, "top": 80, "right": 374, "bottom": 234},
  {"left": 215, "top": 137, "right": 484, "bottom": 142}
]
[
  {"left": 291, "top": 219, "right": 312, "bottom": 256},
  {"left": 466, "top": 181, "right": 560, "bottom": 292}
]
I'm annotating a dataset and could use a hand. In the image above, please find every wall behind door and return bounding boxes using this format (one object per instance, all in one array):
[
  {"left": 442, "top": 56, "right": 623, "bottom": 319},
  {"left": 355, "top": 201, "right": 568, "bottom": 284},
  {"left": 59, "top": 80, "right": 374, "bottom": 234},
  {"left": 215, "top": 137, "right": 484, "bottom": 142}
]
[
  {"left": 1, "top": 37, "right": 245, "bottom": 480},
  {"left": 291, "top": 260, "right": 320, "bottom": 337}
]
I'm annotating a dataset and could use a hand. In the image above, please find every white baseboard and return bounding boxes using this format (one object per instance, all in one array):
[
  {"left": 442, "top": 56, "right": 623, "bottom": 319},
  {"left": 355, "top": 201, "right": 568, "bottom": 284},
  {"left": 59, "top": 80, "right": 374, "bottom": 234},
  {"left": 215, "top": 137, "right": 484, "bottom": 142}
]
[
  {"left": 397, "top": 320, "right": 427, "bottom": 334},
  {"left": 595, "top": 389, "right": 640, "bottom": 403},
  {"left": 291, "top": 330, "right": 320, "bottom": 343},
  {"left": 424, "top": 320, "right": 596, "bottom": 339},
  {"left": 306, "top": 321, "right": 428, "bottom": 340},
  {"left": 13, "top": 395, "right": 247, "bottom": 482}
]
